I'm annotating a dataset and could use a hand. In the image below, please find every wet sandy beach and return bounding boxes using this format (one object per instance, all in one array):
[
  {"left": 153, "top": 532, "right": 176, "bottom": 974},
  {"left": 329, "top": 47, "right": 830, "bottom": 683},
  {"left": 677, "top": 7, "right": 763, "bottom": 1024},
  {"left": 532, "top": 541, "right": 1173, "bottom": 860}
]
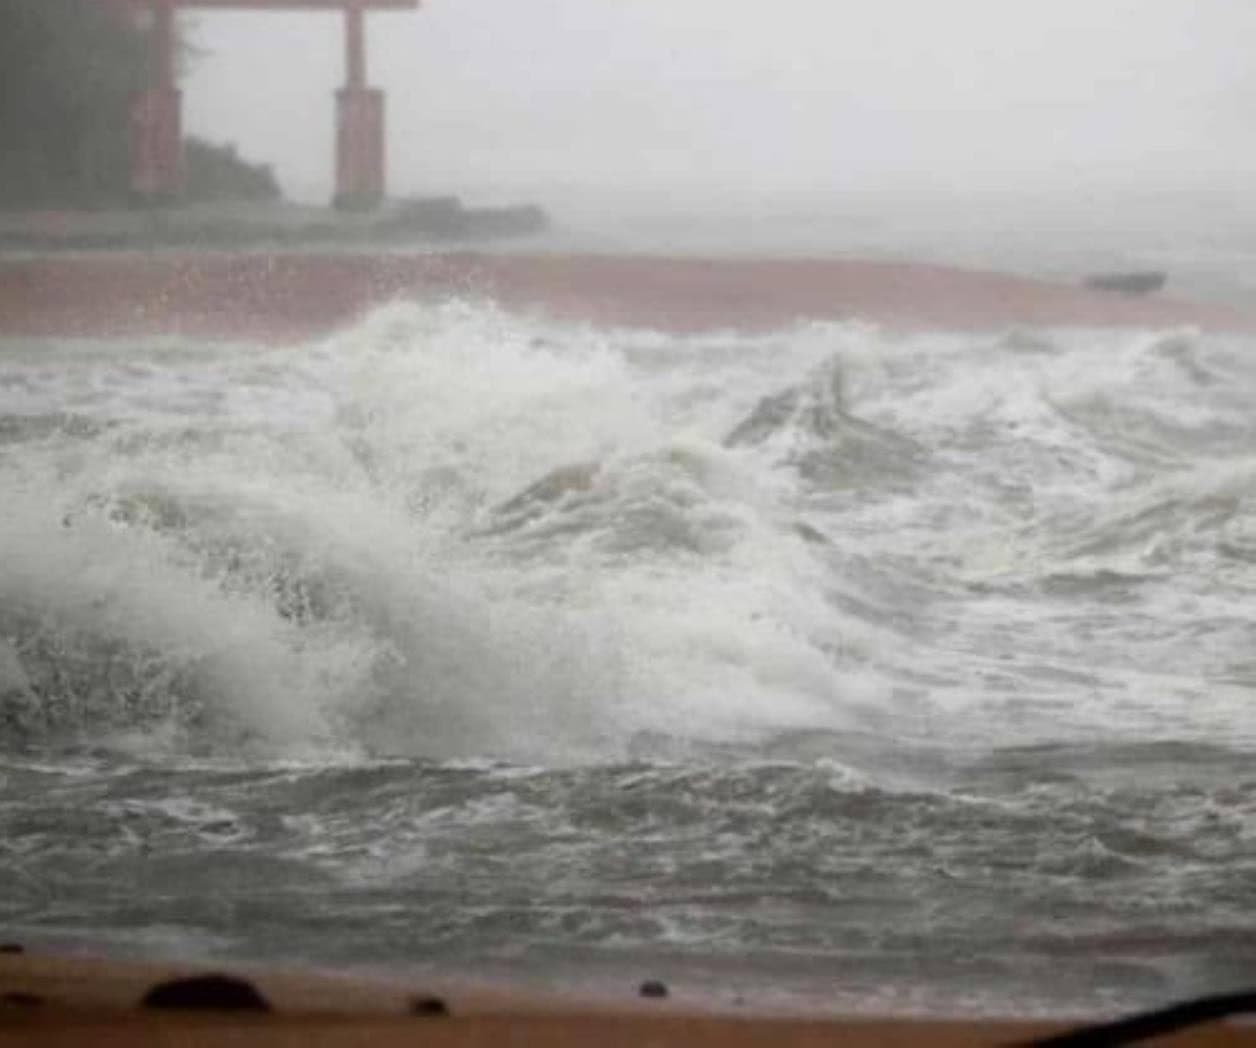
[{"left": 2, "top": 252, "right": 1254, "bottom": 340}]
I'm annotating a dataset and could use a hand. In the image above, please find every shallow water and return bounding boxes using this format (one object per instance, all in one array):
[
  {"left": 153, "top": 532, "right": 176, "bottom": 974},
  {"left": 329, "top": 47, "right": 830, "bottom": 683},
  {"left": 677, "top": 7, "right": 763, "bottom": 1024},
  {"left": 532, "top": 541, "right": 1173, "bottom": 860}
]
[{"left": 2, "top": 301, "right": 1255, "bottom": 1014}]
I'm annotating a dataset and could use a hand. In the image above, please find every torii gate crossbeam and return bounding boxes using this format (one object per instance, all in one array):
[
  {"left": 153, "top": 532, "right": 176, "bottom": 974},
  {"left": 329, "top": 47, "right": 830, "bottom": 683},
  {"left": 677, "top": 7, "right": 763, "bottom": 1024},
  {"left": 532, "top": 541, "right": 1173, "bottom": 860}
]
[{"left": 129, "top": 0, "right": 419, "bottom": 210}]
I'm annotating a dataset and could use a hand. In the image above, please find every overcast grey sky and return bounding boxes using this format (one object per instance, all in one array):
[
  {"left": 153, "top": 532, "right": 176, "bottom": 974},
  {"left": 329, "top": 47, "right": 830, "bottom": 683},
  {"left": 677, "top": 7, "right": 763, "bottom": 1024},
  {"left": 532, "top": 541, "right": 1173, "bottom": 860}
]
[{"left": 182, "top": 0, "right": 1256, "bottom": 208}]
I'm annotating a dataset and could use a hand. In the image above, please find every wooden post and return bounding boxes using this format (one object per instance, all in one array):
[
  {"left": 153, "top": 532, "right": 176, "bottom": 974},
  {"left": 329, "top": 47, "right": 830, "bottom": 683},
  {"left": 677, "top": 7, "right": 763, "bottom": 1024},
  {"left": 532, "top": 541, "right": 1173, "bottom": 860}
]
[
  {"left": 345, "top": 0, "right": 366, "bottom": 89},
  {"left": 334, "top": 0, "right": 385, "bottom": 210},
  {"left": 130, "top": 0, "right": 184, "bottom": 203},
  {"left": 154, "top": 0, "right": 177, "bottom": 91}
]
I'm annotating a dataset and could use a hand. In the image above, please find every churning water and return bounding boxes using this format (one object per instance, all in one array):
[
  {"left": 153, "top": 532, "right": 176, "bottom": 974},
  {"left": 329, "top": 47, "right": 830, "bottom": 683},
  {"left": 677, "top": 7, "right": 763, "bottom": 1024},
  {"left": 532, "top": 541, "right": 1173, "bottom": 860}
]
[{"left": 2, "top": 299, "right": 1255, "bottom": 1014}]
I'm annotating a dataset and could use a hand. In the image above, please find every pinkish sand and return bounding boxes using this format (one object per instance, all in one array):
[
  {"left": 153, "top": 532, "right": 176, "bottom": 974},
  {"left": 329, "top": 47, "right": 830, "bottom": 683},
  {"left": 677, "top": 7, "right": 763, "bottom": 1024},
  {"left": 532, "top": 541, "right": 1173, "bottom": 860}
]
[
  {"left": 2, "top": 952, "right": 1254, "bottom": 1046},
  {"left": 1, "top": 252, "right": 1253, "bottom": 341}
]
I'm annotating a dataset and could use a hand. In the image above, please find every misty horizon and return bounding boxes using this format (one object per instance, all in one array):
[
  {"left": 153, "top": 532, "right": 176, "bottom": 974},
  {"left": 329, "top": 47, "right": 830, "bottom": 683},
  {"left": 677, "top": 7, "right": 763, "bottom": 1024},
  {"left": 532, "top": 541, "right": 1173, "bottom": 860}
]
[{"left": 180, "top": 0, "right": 1256, "bottom": 215}]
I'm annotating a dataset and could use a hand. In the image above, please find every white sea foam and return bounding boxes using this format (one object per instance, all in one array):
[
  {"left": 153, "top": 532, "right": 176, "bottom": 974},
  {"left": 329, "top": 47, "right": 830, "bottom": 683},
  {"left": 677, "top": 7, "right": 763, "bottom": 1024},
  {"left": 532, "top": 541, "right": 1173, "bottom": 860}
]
[{"left": 2, "top": 301, "right": 1255, "bottom": 762}]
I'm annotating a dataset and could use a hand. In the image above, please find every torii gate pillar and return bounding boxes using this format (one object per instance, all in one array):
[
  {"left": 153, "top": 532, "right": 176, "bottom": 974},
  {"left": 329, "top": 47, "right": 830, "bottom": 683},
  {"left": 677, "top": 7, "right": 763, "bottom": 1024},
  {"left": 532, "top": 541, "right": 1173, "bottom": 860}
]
[
  {"left": 333, "top": 1, "right": 385, "bottom": 210},
  {"left": 130, "top": 0, "right": 182, "bottom": 203},
  {"left": 127, "top": 0, "right": 417, "bottom": 210}
]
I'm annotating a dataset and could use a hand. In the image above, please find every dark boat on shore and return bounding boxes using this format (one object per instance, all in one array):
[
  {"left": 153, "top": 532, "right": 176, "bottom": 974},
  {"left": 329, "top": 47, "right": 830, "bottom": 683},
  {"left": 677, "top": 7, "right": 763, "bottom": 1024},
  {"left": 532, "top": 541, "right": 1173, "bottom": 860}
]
[{"left": 1082, "top": 269, "right": 1167, "bottom": 296}]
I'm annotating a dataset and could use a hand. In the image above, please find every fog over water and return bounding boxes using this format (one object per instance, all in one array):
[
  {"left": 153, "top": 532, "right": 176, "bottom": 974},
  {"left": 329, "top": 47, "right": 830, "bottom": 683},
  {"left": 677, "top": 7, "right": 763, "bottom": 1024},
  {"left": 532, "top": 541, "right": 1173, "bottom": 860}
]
[{"left": 183, "top": 0, "right": 1256, "bottom": 213}]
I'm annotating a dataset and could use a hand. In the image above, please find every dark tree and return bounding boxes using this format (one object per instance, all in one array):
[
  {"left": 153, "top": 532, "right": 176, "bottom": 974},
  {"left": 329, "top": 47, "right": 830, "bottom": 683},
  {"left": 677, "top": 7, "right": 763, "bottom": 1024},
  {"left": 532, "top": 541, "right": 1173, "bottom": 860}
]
[
  {"left": 0, "top": 0, "right": 150, "bottom": 206},
  {"left": 184, "top": 137, "right": 280, "bottom": 202},
  {"left": 0, "top": 1, "right": 281, "bottom": 208}
]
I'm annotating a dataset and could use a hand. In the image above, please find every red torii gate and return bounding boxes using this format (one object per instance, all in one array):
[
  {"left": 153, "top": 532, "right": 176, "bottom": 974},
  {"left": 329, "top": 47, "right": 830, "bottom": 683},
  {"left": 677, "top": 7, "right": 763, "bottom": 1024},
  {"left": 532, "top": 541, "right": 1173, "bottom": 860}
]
[{"left": 128, "top": 0, "right": 419, "bottom": 209}]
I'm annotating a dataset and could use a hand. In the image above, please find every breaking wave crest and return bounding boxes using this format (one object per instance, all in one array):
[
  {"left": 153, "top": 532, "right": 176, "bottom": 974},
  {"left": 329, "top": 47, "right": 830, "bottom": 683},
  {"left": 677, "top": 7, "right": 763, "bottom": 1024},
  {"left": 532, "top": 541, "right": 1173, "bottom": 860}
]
[{"left": 2, "top": 304, "right": 1255, "bottom": 763}]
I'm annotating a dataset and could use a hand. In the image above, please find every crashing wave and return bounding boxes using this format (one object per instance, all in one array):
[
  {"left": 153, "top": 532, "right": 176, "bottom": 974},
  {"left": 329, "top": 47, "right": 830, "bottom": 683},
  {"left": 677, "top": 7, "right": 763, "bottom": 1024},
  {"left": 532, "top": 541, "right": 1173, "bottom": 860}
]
[{"left": 723, "top": 356, "right": 922, "bottom": 487}]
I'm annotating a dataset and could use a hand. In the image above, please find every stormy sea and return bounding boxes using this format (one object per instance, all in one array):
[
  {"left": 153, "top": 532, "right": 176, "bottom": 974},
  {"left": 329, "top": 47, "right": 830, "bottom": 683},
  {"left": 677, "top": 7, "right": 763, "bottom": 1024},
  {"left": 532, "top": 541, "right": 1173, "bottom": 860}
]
[{"left": 2, "top": 291, "right": 1255, "bottom": 1016}]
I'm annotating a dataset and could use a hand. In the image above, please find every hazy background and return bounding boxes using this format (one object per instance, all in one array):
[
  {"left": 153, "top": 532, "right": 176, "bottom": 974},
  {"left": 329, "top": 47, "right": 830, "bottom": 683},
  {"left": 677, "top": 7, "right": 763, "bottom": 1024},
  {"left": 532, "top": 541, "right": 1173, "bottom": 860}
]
[
  {"left": 179, "top": 0, "right": 1256, "bottom": 290},
  {"left": 181, "top": 1, "right": 1256, "bottom": 200}
]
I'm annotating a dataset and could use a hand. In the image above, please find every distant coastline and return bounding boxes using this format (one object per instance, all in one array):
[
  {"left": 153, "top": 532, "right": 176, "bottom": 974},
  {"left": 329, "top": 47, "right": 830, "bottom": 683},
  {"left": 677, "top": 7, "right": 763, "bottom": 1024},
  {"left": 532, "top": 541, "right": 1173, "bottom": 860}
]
[{"left": 0, "top": 198, "right": 549, "bottom": 253}]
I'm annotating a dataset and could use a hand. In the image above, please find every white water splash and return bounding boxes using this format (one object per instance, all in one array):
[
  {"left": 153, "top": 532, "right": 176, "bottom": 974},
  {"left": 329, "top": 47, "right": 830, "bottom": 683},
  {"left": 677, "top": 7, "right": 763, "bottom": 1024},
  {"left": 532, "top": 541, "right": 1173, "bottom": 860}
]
[{"left": 2, "top": 301, "right": 1255, "bottom": 761}]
